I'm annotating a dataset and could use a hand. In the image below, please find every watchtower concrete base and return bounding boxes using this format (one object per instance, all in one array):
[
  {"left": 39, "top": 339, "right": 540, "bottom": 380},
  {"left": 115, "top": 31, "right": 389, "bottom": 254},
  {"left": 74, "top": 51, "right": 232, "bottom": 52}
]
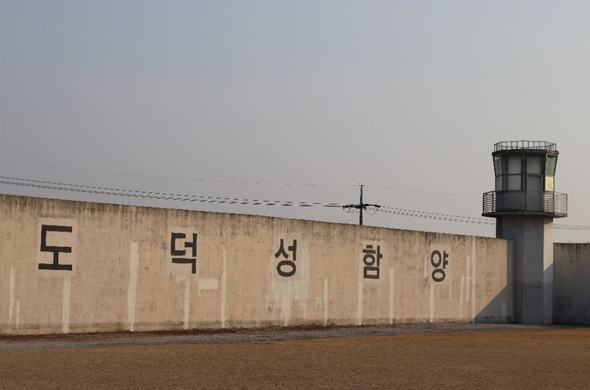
[{"left": 496, "top": 216, "right": 553, "bottom": 324}]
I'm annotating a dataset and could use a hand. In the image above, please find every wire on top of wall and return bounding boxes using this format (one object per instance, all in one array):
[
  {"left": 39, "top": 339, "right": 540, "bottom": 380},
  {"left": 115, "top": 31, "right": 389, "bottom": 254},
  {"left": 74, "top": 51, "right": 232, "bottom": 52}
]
[
  {"left": 3, "top": 175, "right": 590, "bottom": 232},
  {"left": 0, "top": 176, "right": 343, "bottom": 208},
  {"left": 0, "top": 159, "right": 356, "bottom": 188}
]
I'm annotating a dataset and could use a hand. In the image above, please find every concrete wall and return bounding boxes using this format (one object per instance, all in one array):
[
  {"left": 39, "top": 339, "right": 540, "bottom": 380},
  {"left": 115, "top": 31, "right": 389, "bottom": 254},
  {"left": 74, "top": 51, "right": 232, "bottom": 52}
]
[
  {"left": 554, "top": 243, "right": 590, "bottom": 325},
  {"left": 0, "top": 194, "right": 513, "bottom": 335}
]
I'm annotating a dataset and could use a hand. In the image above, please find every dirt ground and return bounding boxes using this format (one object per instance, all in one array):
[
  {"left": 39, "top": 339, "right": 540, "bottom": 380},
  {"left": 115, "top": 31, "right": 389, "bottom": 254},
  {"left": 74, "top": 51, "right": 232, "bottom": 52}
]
[{"left": 1, "top": 324, "right": 589, "bottom": 389}]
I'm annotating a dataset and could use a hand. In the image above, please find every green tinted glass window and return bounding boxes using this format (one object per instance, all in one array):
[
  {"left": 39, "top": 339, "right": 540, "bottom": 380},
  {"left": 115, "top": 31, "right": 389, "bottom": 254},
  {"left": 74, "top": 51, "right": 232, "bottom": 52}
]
[{"left": 546, "top": 156, "right": 557, "bottom": 176}]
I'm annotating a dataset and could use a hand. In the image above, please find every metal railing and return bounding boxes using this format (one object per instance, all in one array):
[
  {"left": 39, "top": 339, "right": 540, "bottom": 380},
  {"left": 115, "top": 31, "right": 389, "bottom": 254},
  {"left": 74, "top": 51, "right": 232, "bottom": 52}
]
[
  {"left": 483, "top": 191, "right": 567, "bottom": 217},
  {"left": 494, "top": 141, "right": 557, "bottom": 152}
]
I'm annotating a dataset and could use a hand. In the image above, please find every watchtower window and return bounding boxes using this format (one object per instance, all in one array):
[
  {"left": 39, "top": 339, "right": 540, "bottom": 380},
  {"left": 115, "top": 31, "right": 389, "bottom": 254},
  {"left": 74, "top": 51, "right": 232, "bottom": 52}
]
[
  {"left": 546, "top": 156, "right": 557, "bottom": 176},
  {"left": 545, "top": 155, "right": 557, "bottom": 191},
  {"left": 504, "top": 154, "right": 522, "bottom": 191},
  {"left": 526, "top": 155, "right": 543, "bottom": 192},
  {"left": 526, "top": 155, "right": 543, "bottom": 174}
]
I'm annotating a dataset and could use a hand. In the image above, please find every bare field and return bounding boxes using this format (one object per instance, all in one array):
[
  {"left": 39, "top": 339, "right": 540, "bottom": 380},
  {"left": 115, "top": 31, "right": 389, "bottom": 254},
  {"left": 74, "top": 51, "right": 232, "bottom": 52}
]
[{"left": 1, "top": 325, "right": 589, "bottom": 389}]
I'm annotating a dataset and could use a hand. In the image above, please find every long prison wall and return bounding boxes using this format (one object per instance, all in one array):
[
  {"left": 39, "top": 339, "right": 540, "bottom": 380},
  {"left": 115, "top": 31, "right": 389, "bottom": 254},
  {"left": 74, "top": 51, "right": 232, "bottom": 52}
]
[
  {"left": 554, "top": 243, "right": 590, "bottom": 325},
  {"left": 0, "top": 194, "right": 513, "bottom": 335}
]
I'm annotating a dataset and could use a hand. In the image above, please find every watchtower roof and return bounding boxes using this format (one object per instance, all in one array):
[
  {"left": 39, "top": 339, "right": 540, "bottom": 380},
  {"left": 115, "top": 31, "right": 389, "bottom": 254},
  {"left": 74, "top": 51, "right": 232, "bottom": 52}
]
[{"left": 494, "top": 141, "right": 557, "bottom": 152}]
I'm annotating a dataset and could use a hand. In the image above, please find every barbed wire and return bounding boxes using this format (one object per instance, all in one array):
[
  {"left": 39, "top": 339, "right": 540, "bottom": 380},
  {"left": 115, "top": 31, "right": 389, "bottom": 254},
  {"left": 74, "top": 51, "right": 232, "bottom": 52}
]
[
  {"left": 376, "top": 207, "right": 495, "bottom": 225},
  {"left": 0, "top": 159, "right": 356, "bottom": 188},
  {"left": 2, "top": 175, "right": 589, "bottom": 231},
  {"left": 0, "top": 177, "right": 343, "bottom": 208}
]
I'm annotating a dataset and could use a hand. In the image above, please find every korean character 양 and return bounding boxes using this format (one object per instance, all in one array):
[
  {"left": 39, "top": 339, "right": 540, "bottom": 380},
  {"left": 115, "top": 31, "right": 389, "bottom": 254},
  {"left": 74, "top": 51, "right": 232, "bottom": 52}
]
[{"left": 430, "top": 250, "right": 448, "bottom": 282}]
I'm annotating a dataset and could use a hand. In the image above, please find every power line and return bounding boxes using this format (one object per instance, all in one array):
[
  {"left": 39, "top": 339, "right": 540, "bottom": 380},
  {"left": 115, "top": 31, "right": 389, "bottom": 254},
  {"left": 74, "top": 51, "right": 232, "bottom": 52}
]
[
  {"left": 366, "top": 183, "right": 590, "bottom": 207},
  {"left": 342, "top": 184, "right": 381, "bottom": 225},
  {"left": 554, "top": 224, "right": 590, "bottom": 231},
  {"left": 341, "top": 216, "right": 360, "bottom": 224},
  {"left": 2, "top": 176, "right": 488, "bottom": 225},
  {"left": 0, "top": 159, "right": 356, "bottom": 188},
  {"left": 379, "top": 205, "right": 492, "bottom": 222},
  {"left": 1, "top": 159, "right": 491, "bottom": 199},
  {"left": 364, "top": 185, "right": 480, "bottom": 198},
  {"left": 5, "top": 158, "right": 590, "bottom": 211},
  {"left": 0, "top": 177, "right": 343, "bottom": 208},
  {"left": 377, "top": 206, "right": 590, "bottom": 231},
  {"left": 2, "top": 175, "right": 589, "bottom": 232},
  {"left": 376, "top": 206, "right": 495, "bottom": 225},
  {"left": 4, "top": 176, "right": 492, "bottom": 226}
]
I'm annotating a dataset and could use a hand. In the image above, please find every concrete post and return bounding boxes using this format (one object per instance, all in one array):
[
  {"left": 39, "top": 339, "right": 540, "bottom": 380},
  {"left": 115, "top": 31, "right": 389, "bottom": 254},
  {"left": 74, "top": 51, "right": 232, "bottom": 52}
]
[{"left": 496, "top": 216, "right": 553, "bottom": 324}]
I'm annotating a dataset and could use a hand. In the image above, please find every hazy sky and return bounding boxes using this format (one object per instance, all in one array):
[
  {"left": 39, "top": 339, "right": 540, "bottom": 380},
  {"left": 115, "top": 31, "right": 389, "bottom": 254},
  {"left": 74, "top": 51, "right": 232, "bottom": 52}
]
[{"left": 1, "top": 0, "right": 589, "bottom": 242}]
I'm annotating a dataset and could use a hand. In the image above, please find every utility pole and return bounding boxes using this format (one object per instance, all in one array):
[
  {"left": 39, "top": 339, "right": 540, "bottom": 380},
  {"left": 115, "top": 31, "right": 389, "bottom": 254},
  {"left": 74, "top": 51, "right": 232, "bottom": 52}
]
[{"left": 342, "top": 184, "right": 381, "bottom": 225}]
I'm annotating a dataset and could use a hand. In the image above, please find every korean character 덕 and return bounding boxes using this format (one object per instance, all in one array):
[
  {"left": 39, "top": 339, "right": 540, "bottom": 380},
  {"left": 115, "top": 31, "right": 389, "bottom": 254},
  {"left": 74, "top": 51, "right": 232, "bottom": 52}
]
[{"left": 171, "top": 232, "right": 197, "bottom": 274}]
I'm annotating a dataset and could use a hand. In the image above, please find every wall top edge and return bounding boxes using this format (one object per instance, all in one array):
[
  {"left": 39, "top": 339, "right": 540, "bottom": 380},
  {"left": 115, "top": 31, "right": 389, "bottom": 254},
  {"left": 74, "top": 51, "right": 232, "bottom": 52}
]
[{"left": 1, "top": 193, "right": 502, "bottom": 242}]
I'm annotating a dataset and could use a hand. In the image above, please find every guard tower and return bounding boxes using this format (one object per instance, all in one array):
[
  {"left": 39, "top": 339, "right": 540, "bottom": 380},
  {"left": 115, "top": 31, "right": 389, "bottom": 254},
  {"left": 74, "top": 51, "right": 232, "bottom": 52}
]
[{"left": 483, "top": 141, "right": 567, "bottom": 324}]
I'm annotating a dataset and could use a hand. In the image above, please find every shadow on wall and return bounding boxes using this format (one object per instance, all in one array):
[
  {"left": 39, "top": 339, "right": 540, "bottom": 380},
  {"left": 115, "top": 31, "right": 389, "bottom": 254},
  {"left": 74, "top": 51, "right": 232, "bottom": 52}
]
[
  {"left": 474, "top": 242, "right": 514, "bottom": 323},
  {"left": 553, "top": 243, "right": 590, "bottom": 325},
  {"left": 477, "top": 242, "right": 590, "bottom": 326}
]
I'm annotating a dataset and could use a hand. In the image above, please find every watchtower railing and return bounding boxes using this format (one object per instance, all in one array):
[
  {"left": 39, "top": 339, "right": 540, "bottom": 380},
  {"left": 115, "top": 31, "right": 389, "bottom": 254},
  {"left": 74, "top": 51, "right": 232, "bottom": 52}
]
[
  {"left": 483, "top": 191, "right": 567, "bottom": 217},
  {"left": 494, "top": 141, "right": 557, "bottom": 152}
]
